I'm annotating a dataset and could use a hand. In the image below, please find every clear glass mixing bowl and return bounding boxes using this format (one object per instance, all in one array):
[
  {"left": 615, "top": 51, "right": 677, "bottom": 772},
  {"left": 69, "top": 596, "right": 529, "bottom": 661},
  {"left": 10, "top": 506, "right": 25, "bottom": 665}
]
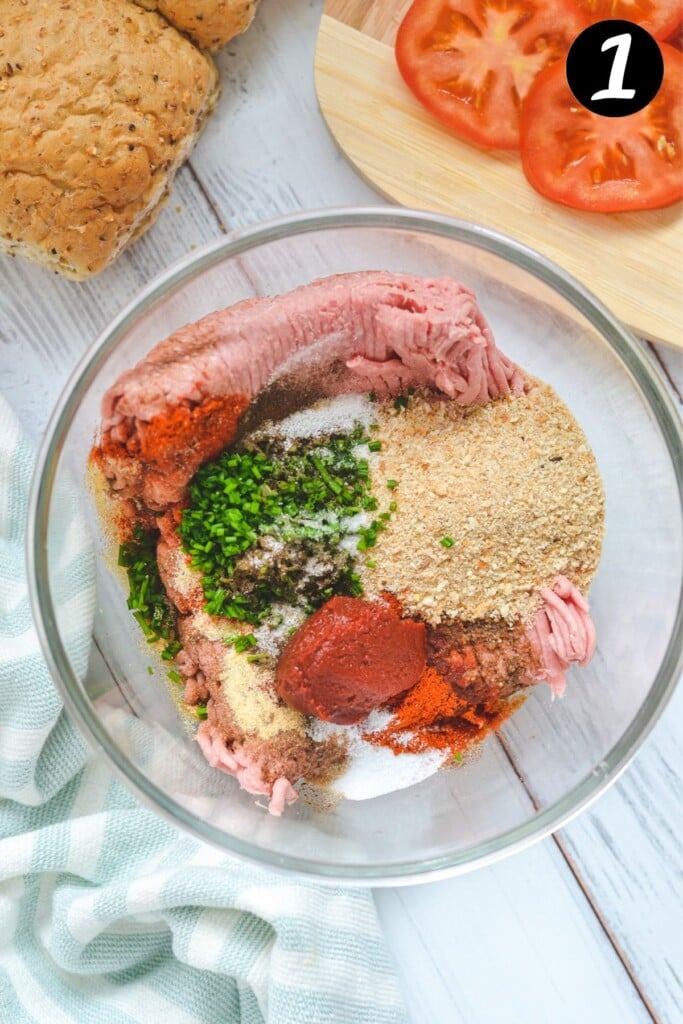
[{"left": 28, "top": 209, "right": 683, "bottom": 884}]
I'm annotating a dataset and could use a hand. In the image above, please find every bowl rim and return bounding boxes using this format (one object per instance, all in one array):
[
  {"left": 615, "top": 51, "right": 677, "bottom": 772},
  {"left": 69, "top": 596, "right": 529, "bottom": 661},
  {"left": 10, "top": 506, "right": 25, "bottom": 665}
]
[{"left": 27, "top": 206, "right": 683, "bottom": 885}]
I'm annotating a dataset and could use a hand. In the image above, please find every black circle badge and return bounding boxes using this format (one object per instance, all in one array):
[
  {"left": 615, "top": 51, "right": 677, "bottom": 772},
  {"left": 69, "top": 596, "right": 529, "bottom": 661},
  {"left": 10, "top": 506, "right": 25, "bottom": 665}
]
[{"left": 566, "top": 19, "right": 664, "bottom": 117}]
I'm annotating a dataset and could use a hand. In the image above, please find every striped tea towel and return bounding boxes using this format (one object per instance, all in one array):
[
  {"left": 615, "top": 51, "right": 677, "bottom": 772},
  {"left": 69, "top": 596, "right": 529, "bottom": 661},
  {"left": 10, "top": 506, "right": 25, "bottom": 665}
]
[{"left": 0, "top": 394, "right": 408, "bottom": 1024}]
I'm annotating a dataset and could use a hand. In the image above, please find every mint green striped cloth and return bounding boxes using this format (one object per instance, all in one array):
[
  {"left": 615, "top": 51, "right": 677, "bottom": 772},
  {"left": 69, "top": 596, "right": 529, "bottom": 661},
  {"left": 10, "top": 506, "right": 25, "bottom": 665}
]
[{"left": 0, "top": 395, "right": 408, "bottom": 1024}]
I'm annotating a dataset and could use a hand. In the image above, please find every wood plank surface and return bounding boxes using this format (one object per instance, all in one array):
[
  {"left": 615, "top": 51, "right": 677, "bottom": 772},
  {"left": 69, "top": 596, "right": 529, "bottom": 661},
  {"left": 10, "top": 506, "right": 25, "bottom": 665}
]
[
  {"left": 375, "top": 835, "right": 653, "bottom": 1024},
  {"left": 558, "top": 688, "right": 683, "bottom": 1023},
  {"left": 192, "top": 0, "right": 375, "bottom": 228},
  {"left": 1, "top": 165, "right": 223, "bottom": 441},
  {"left": 1, "top": 1, "right": 682, "bottom": 1021},
  {"left": 314, "top": 10, "right": 683, "bottom": 350}
]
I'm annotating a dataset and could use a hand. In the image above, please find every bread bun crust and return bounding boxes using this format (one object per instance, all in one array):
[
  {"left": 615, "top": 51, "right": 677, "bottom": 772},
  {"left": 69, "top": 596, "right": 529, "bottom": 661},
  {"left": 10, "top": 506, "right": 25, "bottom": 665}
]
[
  {"left": 0, "top": 0, "right": 219, "bottom": 279},
  {"left": 137, "top": 0, "right": 259, "bottom": 51}
]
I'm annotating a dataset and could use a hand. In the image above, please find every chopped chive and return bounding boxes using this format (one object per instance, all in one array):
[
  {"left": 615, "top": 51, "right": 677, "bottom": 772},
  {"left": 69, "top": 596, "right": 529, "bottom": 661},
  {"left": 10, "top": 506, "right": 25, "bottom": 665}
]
[
  {"left": 386, "top": 479, "right": 398, "bottom": 490},
  {"left": 453, "top": 751, "right": 463, "bottom": 762},
  {"left": 177, "top": 421, "right": 376, "bottom": 622},
  {"left": 196, "top": 705, "right": 208, "bottom": 720},
  {"left": 365, "top": 559, "right": 377, "bottom": 569},
  {"left": 440, "top": 536, "right": 455, "bottom": 548},
  {"left": 146, "top": 665, "right": 153, "bottom": 676},
  {"left": 357, "top": 519, "right": 384, "bottom": 551},
  {"left": 389, "top": 501, "right": 398, "bottom": 512},
  {"left": 225, "top": 632, "right": 257, "bottom": 652},
  {"left": 312, "top": 454, "right": 343, "bottom": 495},
  {"left": 367, "top": 440, "right": 382, "bottom": 453},
  {"left": 167, "top": 669, "right": 182, "bottom": 684},
  {"left": 132, "top": 610, "right": 156, "bottom": 640},
  {"left": 162, "top": 640, "right": 181, "bottom": 660},
  {"left": 393, "top": 395, "right": 409, "bottom": 411},
  {"left": 119, "top": 523, "right": 178, "bottom": 649}
]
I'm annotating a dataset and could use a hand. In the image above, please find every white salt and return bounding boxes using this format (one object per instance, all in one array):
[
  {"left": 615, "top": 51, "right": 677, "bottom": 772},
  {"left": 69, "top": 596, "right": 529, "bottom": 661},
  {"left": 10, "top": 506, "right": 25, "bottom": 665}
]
[
  {"left": 309, "top": 712, "right": 449, "bottom": 801},
  {"left": 338, "top": 510, "right": 372, "bottom": 555},
  {"left": 253, "top": 604, "right": 306, "bottom": 658},
  {"left": 272, "top": 393, "right": 375, "bottom": 441}
]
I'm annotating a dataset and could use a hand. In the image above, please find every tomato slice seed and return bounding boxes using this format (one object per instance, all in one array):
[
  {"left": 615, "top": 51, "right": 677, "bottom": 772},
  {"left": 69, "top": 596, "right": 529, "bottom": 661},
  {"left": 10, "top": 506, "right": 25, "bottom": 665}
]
[
  {"left": 395, "top": 0, "right": 589, "bottom": 149},
  {"left": 520, "top": 45, "right": 683, "bottom": 212}
]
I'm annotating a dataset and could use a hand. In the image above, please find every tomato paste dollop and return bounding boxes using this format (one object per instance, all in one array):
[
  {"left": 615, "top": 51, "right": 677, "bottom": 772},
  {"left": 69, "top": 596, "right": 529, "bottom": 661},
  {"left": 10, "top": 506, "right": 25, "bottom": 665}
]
[{"left": 275, "top": 595, "right": 426, "bottom": 725}]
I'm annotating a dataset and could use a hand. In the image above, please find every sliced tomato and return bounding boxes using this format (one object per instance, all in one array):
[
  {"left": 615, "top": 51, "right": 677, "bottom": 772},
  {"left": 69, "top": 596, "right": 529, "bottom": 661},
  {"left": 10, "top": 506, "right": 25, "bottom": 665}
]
[
  {"left": 520, "top": 44, "right": 683, "bottom": 211},
  {"left": 395, "top": 0, "right": 589, "bottom": 149},
  {"left": 574, "top": 1, "right": 682, "bottom": 41}
]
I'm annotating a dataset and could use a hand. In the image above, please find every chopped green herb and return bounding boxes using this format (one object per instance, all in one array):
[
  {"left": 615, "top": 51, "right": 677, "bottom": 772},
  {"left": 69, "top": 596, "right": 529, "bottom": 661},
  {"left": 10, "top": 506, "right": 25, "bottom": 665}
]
[
  {"left": 440, "top": 536, "right": 455, "bottom": 548},
  {"left": 246, "top": 652, "right": 269, "bottom": 663},
  {"left": 389, "top": 501, "right": 398, "bottom": 513},
  {"left": 225, "top": 632, "right": 257, "bottom": 652},
  {"left": 393, "top": 395, "right": 409, "bottom": 411},
  {"left": 167, "top": 669, "right": 182, "bottom": 684},
  {"left": 196, "top": 705, "right": 208, "bottom": 720},
  {"left": 118, "top": 524, "right": 178, "bottom": 649},
  {"left": 178, "top": 426, "right": 378, "bottom": 623},
  {"left": 386, "top": 479, "right": 398, "bottom": 490},
  {"left": 161, "top": 640, "right": 181, "bottom": 661},
  {"left": 453, "top": 751, "right": 463, "bottom": 762},
  {"left": 365, "top": 559, "right": 377, "bottom": 569},
  {"left": 358, "top": 522, "right": 378, "bottom": 551},
  {"left": 312, "top": 454, "right": 343, "bottom": 496},
  {"left": 367, "top": 440, "right": 382, "bottom": 452},
  {"left": 146, "top": 665, "right": 154, "bottom": 676}
]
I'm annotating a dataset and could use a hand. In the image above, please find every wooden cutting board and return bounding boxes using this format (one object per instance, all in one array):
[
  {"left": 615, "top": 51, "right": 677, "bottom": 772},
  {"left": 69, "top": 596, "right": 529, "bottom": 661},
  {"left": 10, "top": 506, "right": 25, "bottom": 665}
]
[{"left": 314, "top": 0, "right": 683, "bottom": 350}]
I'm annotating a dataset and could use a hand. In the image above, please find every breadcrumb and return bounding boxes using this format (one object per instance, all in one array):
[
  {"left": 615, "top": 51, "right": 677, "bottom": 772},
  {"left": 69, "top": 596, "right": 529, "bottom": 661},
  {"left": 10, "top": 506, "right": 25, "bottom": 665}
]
[{"left": 361, "top": 381, "right": 604, "bottom": 625}]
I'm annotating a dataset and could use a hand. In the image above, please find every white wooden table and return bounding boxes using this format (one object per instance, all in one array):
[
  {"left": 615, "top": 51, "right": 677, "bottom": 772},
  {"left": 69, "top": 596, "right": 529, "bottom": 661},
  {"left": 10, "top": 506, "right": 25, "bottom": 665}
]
[{"left": 2, "top": 2, "right": 682, "bottom": 1021}]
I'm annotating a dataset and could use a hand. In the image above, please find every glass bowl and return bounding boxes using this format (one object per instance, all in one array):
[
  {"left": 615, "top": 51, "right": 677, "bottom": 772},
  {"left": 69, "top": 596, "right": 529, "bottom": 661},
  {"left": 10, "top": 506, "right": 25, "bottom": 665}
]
[{"left": 28, "top": 208, "right": 683, "bottom": 884}]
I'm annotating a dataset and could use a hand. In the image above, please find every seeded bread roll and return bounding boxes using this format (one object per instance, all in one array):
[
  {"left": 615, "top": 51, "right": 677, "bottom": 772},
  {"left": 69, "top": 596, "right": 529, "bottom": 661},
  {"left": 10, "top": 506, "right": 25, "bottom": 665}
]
[
  {"left": 0, "top": 0, "right": 219, "bottom": 280},
  {"left": 135, "top": 0, "right": 259, "bottom": 51}
]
